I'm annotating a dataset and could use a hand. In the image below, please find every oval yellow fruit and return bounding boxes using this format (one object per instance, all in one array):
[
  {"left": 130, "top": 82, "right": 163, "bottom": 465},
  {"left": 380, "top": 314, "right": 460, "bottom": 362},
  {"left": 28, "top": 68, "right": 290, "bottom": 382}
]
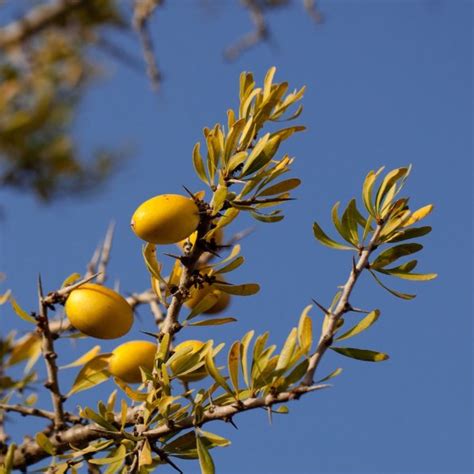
[
  {"left": 169, "top": 340, "right": 208, "bottom": 382},
  {"left": 108, "top": 340, "right": 156, "bottom": 384},
  {"left": 65, "top": 283, "right": 133, "bottom": 339},
  {"left": 185, "top": 285, "right": 231, "bottom": 315},
  {"left": 131, "top": 194, "right": 200, "bottom": 245}
]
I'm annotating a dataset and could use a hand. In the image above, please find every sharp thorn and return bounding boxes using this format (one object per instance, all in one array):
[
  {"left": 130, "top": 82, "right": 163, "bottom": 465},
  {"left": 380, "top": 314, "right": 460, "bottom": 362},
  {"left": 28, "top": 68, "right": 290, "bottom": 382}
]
[{"left": 311, "top": 298, "right": 330, "bottom": 316}]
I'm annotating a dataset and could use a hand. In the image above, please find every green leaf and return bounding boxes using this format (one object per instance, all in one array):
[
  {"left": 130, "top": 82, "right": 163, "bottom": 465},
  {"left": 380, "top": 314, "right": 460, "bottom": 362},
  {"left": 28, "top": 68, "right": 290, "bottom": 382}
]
[
  {"left": 257, "top": 178, "right": 301, "bottom": 197},
  {"left": 330, "top": 347, "right": 389, "bottom": 362},
  {"left": 35, "top": 432, "right": 56, "bottom": 455},
  {"left": 385, "top": 226, "right": 432, "bottom": 243},
  {"left": 61, "top": 273, "right": 81, "bottom": 288},
  {"left": 9, "top": 296, "right": 36, "bottom": 324},
  {"left": 377, "top": 269, "right": 437, "bottom": 281},
  {"left": 283, "top": 358, "right": 309, "bottom": 386},
  {"left": 215, "top": 256, "right": 244, "bottom": 275},
  {"left": 336, "top": 310, "right": 380, "bottom": 341},
  {"left": 211, "top": 184, "right": 228, "bottom": 215},
  {"left": 189, "top": 317, "right": 237, "bottom": 327},
  {"left": 196, "top": 433, "right": 215, "bottom": 474},
  {"left": 297, "top": 305, "right": 313, "bottom": 354},
  {"left": 228, "top": 341, "right": 241, "bottom": 396},
  {"left": 371, "top": 243, "right": 423, "bottom": 269},
  {"left": 193, "top": 142, "right": 209, "bottom": 185},
  {"left": 313, "top": 222, "right": 353, "bottom": 251},
  {"left": 81, "top": 407, "right": 118, "bottom": 432},
  {"left": 214, "top": 282, "right": 260, "bottom": 296},
  {"left": 341, "top": 199, "right": 360, "bottom": 246},
  {"left": 68, "top": 354, "right": 111, "bottom": 396},
  {"left": 369, "top": 270, "right": 416, "bottom": 300},
  {"left": 316, "top": 367, "right": 343, "bottom": 383},
  {"left": 241, "top": 330, "right": 254, "bottom": 388},
  {"left": 250, "top": 211, "right": 284, "bottom": 223},
  {"left": 332, "top": 202, "right": 357, "bottom": 246}
]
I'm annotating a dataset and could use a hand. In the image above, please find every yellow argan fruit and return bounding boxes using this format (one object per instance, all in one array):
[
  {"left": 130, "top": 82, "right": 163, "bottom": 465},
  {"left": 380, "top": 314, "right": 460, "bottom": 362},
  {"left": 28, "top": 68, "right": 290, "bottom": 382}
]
[
  {"left": 108, "top": 340, "right": 156, "bottom": 384},
  {"left": 131, "top": 194, "right": 200, "bottom": 245},
  {"left": 169, "top": 340, "right": 208, "bottom": 382},
  {"left": 65, "top": 283, "right": 133, "bottom": 339},
  {"left": 185, "top": 285, "right": 231, "bottom": 315},
  {"left": 177, "top": 227, "right": 224, "bottom": 251}
]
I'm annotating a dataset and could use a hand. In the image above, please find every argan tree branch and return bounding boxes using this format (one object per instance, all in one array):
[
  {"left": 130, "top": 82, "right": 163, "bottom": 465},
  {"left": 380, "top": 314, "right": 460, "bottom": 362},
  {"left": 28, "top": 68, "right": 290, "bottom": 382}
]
[
  {"left": 8, "top": 384, "right": 328, "bottom": 468},
  {"left": 36, "top": 276, "right": 66, "bottom": 430},
  {"left": 302, "top": 224, "right": 383, "bottom": 385}
]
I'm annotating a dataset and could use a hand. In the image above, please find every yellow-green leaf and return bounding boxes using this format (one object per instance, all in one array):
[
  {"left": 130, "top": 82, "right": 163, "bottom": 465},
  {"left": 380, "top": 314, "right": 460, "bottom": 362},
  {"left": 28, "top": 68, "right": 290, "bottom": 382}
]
[
  {"left": 316, "top": 367, "right": 343, "bottom": 383},
  {"left": 228, "top": 341, "right": 241, "bottom": 396},
  {"left": 60, "top": 345, "right": 101, "bottom": 369},
  {"left": 297, "top": 305, "right": 313, "bottom": 354},
  {"left": 189, "top": 317, "right": 237, "bottom": 327},
  {"left": 404, "top": 204, "right": 434, "bottom": 226},
  {"left": 313, "top": 222, "right": 353, "bottom": 251},
  {"left": 330, "top": 347, "right": 389, "bottom": 362},
  {"left": 89, "top": 445, "right": 127, "bottom": 465},
  {"left": 9, "top": 296, "right": 36, "bottom": 324},
  {"left": 241, "top": 330, "right": 254, "bottom": 388},
  {"left": 196, "top": 434, "right": 215, "bottom": 474},
  {"left": 336, "top": 310, "right": 380, "bottom": 341},
  {"left": 369, "top": 270, "right": 416, "bottom": 300},
  {"left": 276, "top": 328, "right": 297, "bottom": 372},
  {"left": 371, "top": 243, "right": 423, "bottom": 269},
  {"left": 205, "top": 351, "right": 233, "bottom": 396},
  {"left": 257, "top": 178, "right": 301, "bottom": 197},
  {"left": 68, "top": 354, "right": 111, "bottom": 396}
]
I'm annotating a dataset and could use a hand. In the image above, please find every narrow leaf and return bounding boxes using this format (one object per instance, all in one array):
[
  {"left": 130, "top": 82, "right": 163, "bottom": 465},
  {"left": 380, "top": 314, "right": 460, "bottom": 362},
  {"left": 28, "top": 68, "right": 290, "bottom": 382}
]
[
  {"left": 330, "top": 347, "right": 389, "bottom": 362},
  {"left": 336, "top": 310, "right": 380, "bottom": 341}
]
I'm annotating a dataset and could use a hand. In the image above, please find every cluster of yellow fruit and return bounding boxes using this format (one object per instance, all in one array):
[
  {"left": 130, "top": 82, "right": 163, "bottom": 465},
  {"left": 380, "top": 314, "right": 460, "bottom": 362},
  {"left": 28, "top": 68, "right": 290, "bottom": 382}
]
[
  {"left": 65, "top": 283, "right": 207, "bottom": 383},
  {"left": 63, "top": 193, "right": 230, "bottom": 384}
]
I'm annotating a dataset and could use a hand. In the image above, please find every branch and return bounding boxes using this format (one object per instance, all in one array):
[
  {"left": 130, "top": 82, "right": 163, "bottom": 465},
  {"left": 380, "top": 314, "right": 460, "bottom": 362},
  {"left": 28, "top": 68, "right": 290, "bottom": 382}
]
[
  {"left": 0, "top": 0, "right": 87, "bottom": 49},
  {"left": 37, "top": 276, "right": 66, "bottom": 430},
  {"left": 0, "top": 404, "right": 81, "bottom": 424},
  {"left": 96, "top": 221, "right": 115, "bottom": 285},
  {"left": 224, "top": 0, "right": 268, "bottom": 61},
  {"left": 133, "top": 0, "right": 162, "bottom": 90},
  {"left": 302, "top": 225, "right": 383, "bottom": 385},
  {"left": 8, "top": 385, "right": 328, "bottom": 468}
]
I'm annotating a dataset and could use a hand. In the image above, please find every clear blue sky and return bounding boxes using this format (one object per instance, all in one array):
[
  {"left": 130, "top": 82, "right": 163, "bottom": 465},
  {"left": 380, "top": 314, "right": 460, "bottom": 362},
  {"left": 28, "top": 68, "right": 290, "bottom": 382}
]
[{"left": 0, "top": 1, "right": 472, "bottom": 473}]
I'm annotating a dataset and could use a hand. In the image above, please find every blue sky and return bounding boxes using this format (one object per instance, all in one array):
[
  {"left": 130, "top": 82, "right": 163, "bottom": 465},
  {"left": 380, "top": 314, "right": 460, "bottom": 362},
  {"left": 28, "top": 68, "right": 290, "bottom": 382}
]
[{"left": 0, "top": 1, "right": 472, "bottom": 473}]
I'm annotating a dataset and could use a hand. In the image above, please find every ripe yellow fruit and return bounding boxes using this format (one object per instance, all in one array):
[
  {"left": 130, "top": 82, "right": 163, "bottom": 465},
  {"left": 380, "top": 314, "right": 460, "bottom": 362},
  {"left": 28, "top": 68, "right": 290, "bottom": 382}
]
[
  {"left": 108, "top": 340, "right": 156, "bottom": 384},
  {"left": 169, "top": 340, "right": 208, "bottom": 382},
  {"left": 65, "top": 283, "right": 133, "bottom": 339},
  {"left": 131, "top": 194, "right": 200, "bottom": 245},
  {"left": 185, "top": 285, "right": 231, "bottom": 315}
]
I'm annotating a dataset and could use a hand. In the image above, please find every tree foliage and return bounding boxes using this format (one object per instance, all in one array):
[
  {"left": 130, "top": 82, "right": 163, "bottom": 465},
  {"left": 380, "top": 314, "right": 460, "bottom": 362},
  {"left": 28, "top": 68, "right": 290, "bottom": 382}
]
[{"left": 0, "top": 68, "right": 435, "bottom": 473}]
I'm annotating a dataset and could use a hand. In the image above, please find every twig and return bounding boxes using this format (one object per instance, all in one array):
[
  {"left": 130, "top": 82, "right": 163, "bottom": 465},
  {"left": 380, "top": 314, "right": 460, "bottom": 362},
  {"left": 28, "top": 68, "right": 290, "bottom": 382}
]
[
  {"left": 0, "top": 0, "right": 87, "bottom": 49},
  {"left": 303, "top": 0, "right": 324, "bottom": 24},
  {"left": 133, "top": 0, "right": 162, "bottom": 90},
  {"left": 37, "top": 275, "right": 65, "bottom": 430},
  {"left": 42, "top": 273, "right": 100, "bottom": 305},
  {"left": 224, "top": 0, "right": 268, "bottom": 61},
  {"left": 302, "top": 225, "right": 383, "bottom": 385},
  {"left": 0, "top": 404, "right": 82, "bottom": 424},
  {"left": 96, "top": 221, "right": 115, "bottom": 285}
]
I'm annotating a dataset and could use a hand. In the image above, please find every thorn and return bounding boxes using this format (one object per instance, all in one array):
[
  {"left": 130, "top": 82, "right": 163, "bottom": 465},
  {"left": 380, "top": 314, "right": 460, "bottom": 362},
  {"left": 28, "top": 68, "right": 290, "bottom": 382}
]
[
  {"left": 182, "top": 185, "right": 195, "bottom": 199},
  {"left": 37, "top": 274, "right": 44, "bottom": 299},
  {"left": 311, "top": 298, "right": 330, "bottom": 315},
  {"left": 163, "top": 253, "right": 181, "bottom": 260},
  {"left": 227, "top": 417, "right": 239, "bottom": 430},
  {"left": 140, "top": 330, "right": 160, "bottom": 340}
]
